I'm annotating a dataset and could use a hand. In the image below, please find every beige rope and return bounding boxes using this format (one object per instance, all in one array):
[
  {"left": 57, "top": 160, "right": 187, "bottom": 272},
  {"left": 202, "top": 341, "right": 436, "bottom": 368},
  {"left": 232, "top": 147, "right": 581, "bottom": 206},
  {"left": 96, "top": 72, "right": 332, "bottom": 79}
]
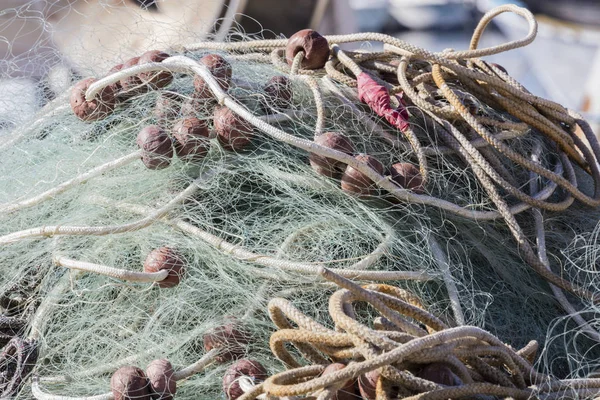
[{"left": 236, "top": 267, "right": 599, "bottom": 399}]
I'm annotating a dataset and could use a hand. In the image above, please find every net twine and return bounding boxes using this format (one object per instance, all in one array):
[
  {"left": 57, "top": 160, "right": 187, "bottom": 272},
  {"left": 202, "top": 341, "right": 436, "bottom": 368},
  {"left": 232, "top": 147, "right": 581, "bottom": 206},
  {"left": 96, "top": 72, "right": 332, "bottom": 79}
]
[{"left": 1, "top": 3, "right": 600, "bottom": 398}]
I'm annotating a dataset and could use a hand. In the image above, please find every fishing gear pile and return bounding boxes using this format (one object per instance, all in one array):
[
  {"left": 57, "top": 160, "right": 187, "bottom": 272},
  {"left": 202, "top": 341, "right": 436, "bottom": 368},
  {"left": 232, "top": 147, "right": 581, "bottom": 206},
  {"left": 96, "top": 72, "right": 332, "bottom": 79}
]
[{"left": 1, "top": 3, "right": 600, "bottom": 399}]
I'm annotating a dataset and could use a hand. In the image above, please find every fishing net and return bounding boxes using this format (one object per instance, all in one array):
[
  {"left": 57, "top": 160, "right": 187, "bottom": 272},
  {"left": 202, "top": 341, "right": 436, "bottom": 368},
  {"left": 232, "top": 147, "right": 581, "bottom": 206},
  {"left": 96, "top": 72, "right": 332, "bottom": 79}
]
[{"left": 2, "top": 2, "right": 600, "bottom": 399}]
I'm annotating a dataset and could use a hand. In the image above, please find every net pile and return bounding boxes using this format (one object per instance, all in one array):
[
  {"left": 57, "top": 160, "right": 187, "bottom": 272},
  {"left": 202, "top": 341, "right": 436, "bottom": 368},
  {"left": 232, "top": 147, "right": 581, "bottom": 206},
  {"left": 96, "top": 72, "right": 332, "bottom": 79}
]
[{"left": 1, "top": 3, "right": 600, "bottom": 399}]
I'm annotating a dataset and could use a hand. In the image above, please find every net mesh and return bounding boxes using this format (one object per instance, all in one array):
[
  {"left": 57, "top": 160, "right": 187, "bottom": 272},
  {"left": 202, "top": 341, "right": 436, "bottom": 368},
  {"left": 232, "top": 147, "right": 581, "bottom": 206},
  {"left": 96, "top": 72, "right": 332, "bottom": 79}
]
[{"left": 2, "top": 1, "right": 600, "bottom": 399}]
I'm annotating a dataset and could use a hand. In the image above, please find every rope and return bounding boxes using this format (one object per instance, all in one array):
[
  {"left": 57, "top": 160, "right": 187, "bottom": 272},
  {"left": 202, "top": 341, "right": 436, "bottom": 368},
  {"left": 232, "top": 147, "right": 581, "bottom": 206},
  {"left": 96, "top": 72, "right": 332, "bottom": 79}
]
[
  {"left": 87, "top": 195, "right": 435, "bottom": 283},
  {"left": 232, "top": 267, "right": 600, "bottom": 399},
  {"left": 31, "top": 349, "right": 220, "bottom": 400}
]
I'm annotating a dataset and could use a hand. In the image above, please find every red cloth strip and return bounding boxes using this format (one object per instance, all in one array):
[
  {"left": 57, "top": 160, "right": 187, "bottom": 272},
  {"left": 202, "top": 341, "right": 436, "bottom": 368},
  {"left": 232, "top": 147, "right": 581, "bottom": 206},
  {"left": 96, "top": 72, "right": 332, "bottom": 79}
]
[{"left": 357, "top": 72, "right": 409, "bottom": 132}]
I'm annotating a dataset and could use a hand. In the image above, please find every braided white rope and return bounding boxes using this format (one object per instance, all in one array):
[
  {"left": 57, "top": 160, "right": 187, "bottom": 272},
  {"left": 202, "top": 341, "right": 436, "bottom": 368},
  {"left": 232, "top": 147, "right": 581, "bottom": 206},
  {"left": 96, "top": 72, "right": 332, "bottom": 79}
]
[
  {"left": 0, "top": 150, "right": 142, "bottom": 215},
  {"left": 81, "top": 55, "right": 566, "bottom": 222},
  {"left": 0, "top": 166, "right": 222, "bottom": 245},
  {"left": 183, "top": 4, "right": 537, "bottom": 62},
  {"left": 53, "top": 255, "right": 169, "bottom": 283},
  {"left": 88, "top": 195, "right": 435, "bottom": 282},
  {"left": 32, "top": 349, "right": 219, "bottom": 400}
]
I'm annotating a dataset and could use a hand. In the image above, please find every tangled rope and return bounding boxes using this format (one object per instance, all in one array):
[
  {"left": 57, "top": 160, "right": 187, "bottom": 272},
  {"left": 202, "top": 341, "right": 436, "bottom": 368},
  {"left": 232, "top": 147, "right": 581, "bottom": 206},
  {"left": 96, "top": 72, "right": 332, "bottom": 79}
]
[{"left": 236, "top": 268, "right": 600, "bottom": 400}]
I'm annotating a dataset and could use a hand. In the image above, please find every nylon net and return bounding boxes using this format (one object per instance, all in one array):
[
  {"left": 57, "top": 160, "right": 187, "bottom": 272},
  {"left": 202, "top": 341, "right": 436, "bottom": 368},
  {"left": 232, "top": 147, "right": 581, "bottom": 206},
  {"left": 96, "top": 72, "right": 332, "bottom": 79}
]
[{"left": 2, "top": 2, "right": 600, "bottom": 400}]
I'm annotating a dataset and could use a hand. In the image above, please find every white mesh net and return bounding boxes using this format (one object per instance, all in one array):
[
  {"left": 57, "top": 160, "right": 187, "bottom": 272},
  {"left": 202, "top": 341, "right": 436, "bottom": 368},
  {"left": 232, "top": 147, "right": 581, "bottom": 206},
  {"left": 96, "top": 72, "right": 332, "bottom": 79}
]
[{"left": 2, "top": 2, "right": 600, "bottom": 400}]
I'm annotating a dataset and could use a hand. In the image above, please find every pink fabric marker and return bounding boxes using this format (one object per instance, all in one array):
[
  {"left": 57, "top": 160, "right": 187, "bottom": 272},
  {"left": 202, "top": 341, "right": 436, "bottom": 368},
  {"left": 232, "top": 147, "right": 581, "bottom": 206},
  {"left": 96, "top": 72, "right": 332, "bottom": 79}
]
[{"left": 357, "top": 72, "right": 409, "bottom": 132}]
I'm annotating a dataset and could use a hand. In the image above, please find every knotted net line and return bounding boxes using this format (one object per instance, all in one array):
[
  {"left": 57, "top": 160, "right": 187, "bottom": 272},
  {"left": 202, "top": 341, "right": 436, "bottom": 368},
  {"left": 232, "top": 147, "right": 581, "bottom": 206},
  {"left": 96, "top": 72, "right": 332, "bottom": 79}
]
[{"left": 2, "top": 3, "right": 600, "bottom": 399}]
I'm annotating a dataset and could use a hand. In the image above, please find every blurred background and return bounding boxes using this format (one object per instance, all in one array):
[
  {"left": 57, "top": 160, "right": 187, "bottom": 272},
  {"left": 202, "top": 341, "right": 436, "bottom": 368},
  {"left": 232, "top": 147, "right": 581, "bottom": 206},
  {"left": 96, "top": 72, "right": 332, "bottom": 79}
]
[{"left": 0, "top": 0, "right": 598, "bottom": 135}]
